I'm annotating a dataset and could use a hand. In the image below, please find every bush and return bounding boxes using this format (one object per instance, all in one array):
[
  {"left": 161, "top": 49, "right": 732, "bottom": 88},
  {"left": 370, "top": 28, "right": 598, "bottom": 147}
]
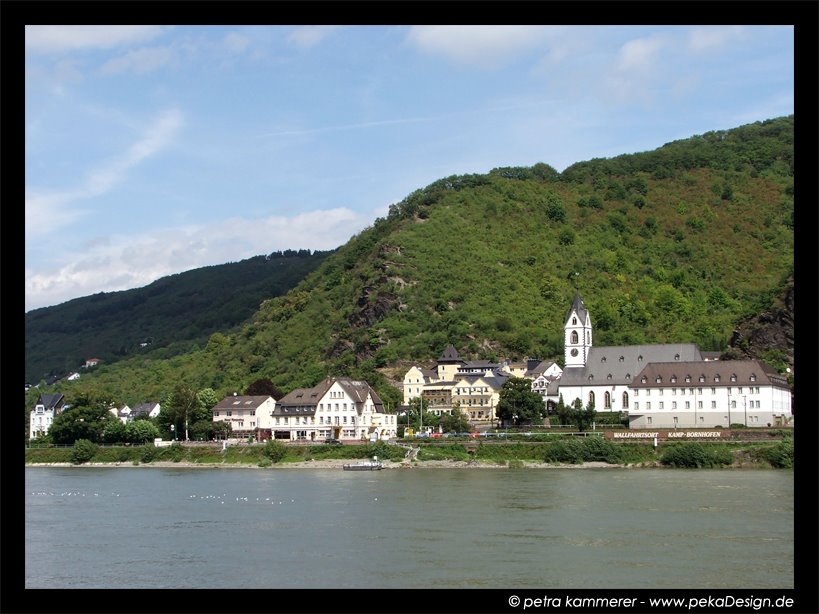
[
  {"left": 71, "top": 439, "right": 98, "bottom": 465},
  {"left": 263, "top": 439, "right": 288, "bottom": 463},
  {"left": 543, "top": 439, "right": 586, "bottom": 464},
  {"left": 754, "top": 440, "right": 793, "bottom": 468},
  {"left": 660, "top": 442, "right": 733, "bottom": 468},
  {"left": 542, "top": 437, "right": 623, "bottom": 464},
  {"left": 140, "top": 444, "right": 158, "bottom": 463}
]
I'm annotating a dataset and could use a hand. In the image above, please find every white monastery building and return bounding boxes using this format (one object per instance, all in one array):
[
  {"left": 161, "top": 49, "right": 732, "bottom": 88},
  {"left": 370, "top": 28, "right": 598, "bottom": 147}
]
[{"left": 557, "top": 293, "right": 792, "bottom": 428}]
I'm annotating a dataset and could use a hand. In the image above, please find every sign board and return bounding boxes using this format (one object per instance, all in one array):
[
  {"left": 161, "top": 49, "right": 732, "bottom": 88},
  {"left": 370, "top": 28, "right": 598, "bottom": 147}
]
[{"left": 604, "top": 430, "right": 725, "bottom": 441}]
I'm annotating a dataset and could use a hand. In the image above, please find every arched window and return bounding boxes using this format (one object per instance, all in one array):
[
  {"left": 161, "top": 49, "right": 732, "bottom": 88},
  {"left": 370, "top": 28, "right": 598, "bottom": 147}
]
[
  {"left": 570, "top": 331, "right": 578, "bottom": 344},
  {"left": 572, "top": 317, "right": 577, "bottom": 325},
  {"left": 588, "top": 391, "right": 595, "bottom": 406},
  {"left": 622, "top": 391, "right": 629, "bottom": 408},
  {"left": 604, "top": 391, "right": 612, "bottom": 409}
]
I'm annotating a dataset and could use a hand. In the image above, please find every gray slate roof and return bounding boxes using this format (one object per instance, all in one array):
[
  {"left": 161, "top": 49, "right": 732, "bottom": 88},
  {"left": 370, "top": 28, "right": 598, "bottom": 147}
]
[
  {"left": 565, "top": 293, "right": 590, "bottom": 326},
  {"left": 558, "top": 344, "right": 704, "bottom": 388},
  {"left": 214, "top": 395, "right": 274, "bottom": 411},
  {"left": 437, "top": 344, "right": 464, "bottom": 363},
  {"left": 275, "top": 377, "right": 384, "bottom": 415},
  {"left": 37, "top": 393, "right": 65, "bottom": 411},
  {"left": 630, "top": 360, "right": 788, "bottom": 389}
]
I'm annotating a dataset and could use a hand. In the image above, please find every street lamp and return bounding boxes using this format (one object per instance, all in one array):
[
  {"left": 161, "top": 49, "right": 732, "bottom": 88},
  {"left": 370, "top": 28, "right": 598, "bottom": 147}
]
[{"left": 170, "top": 424, "right": 176, "bottom": 441}]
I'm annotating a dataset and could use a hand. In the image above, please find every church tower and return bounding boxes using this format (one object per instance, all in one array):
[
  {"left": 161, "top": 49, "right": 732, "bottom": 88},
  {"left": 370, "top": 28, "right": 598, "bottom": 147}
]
[{"left": 564, "top": 293, "right": 592, "bottom": 368}]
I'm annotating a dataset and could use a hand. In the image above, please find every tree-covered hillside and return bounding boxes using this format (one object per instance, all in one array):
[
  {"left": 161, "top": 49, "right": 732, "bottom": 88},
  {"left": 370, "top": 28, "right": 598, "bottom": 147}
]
[
  {"left": 28, "top": 116, "right": 793, "bottom": 412},
  {"left": 24, "top": 250, "right": 333, "bottom": 384}
]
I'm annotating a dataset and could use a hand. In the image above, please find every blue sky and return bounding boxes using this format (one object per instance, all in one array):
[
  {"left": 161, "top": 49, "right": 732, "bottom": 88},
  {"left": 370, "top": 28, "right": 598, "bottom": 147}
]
[{"left": 24, "top": 25, "right": 794, "bottom": 312}]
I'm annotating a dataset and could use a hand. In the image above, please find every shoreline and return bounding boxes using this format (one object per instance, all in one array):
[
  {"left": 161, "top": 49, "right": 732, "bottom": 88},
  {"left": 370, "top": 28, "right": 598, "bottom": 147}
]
[{"left": 26, "top": 459, "right": 686, "bottom": 470}]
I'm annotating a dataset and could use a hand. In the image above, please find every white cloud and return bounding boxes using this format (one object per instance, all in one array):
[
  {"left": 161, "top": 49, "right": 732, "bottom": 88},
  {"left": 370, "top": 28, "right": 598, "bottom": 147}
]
[
  {"left": 100, "top": 46, "right": 174, "bottom": 75},
  {"left": 688, "top": 26, "right": 746, "bottom": 53},
  {"left": 287, "top": 26, "right": 341, "bottom": 49},
  {"left": 615, "top": 34, "right": 667, "bottom": 73},
  {"left": 602, "top": 33, "right": 670, "bottom": 105},
  {"left": 25, "top": 208, "right": 368, "bottom": 311},
  {"left": 406, "top": 25, "right": 552, "bottom": 69},
  {"left": 25, "top": 109, "right": 184, "bottom": 238},
  {"left": 25, "top": 25, "right": 165, "bottom": 54}
]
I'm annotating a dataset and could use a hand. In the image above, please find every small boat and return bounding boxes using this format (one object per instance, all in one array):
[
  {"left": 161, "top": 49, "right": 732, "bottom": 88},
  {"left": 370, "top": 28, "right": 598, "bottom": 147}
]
[{"left": 343, "top": 456, "right": 383, "bottom": 471}]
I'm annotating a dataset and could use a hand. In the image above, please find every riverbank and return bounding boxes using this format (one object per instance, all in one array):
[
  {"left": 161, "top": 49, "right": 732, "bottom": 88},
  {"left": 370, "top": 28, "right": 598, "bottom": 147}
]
[{"left": 27, "top": 458, "right": 748, "bottom": 469}]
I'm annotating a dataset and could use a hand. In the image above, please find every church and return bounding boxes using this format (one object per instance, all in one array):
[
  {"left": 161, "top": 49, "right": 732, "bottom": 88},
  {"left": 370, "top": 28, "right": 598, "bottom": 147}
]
[{"left": 557, "top": 294, "right": 793, "bottom": 429}]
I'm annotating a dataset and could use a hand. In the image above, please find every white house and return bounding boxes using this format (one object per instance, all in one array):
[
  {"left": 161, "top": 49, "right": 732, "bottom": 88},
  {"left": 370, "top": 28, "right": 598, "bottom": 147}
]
[
  {"left": 212, "top": 395, "right": 277, "bottom": 440},
  {"left": 274, "top": 377, "right": 396, "bottom": 442},
  {"left": 29, "top": 393, "right": 66, "bottom": 439},
  {"left": 129, "top": 402, "right": 161, "bottom": 421},
  {"left": 110, "top": 405, "right": 132, "bottom": 424}
]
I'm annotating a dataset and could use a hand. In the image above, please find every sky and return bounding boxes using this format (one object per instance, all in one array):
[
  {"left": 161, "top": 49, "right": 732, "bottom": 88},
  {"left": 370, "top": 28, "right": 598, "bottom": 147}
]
[{"left": 24, "top": 25, "right": 794, "bottom": 313}]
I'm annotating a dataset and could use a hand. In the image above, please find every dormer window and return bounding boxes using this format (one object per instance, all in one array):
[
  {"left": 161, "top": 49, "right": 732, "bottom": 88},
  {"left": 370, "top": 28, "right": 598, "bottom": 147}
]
[
  {"left": 641, "top": 376, "right": 647, "bottom": 384},
  {"left": 685, "top": 375, "right": 691, "bottom": 383},
  {"left": 730, "top": 374, "right": 737, "bottom": 382},
  {"left": 625, "top": 373, "right": 631, "bottom": 380},
  {"left": 670, "top": 376, "right": 677, "bottom": 383},
  {"left": 655, "top": 376, "right": 662, "bottom": 383},
  {"left": 619, "top": 356, "right": 625, "bottom": 362},
  {"left": 714, "top": 375, "right": 720, "bottom": 383},
  {"left": 601, "top": 357, "right": 606, "bottom": 363},
  {"left": 674, "top": 354, "right": 680, "bottom": 361},
  {"left": 638, "top": 355, "right": 643, "bottom": 362},
  {"left": 607, "top": 374, "right": 613, "bottom": 380},
  {"left": 750, "top": 374, "right": 756, "bottom": 382},
  {"left": 699, "top": 375, "right": 705, "bottom": 383},
  {"left": 588, "top": 375, "right": 594, "bottom": 382}
]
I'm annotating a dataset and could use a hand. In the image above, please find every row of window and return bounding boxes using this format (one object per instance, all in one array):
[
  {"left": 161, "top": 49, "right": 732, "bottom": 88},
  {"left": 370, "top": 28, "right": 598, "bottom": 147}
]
[
  {"left": 645, "top": 415, "right": 764, "bottom": 425},
  {"left": 635, "top": 400, "right": 764, "bottom": 411},
  {"left": 635, "top": 387, "right": 761, "bottom": 396}
]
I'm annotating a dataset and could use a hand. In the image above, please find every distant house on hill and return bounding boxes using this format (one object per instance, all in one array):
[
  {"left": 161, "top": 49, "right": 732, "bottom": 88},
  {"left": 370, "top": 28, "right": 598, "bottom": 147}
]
[
  {"left": 29, "top": 393, "right": 66, "bottom": 439},
  {"left": 130, "top": 402, "right": 161, "bottom": 421},
  {"left": 83, "top": 358, "right": 102, "bottom": 369},
  {"left": 110, "top": 405, "right": 132, "bottom": 424}
]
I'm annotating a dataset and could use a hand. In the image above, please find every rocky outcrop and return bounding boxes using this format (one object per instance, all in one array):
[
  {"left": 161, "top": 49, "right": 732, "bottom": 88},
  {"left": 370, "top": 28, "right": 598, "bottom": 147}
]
[{"left": 727, "top": 277, "right": 794, "bottom": 372}]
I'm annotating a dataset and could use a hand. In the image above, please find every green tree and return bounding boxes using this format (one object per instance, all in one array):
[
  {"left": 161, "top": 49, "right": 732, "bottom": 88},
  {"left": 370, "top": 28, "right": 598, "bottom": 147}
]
[
  {"left": 495, "top": 377, "right": 545, "bottom": 426},
  {"left": 406, "top": 397, "right": 438, "bottom": 431},
  {"left": 245, "top": 378, "right": 285, "bottom": 399},
  {"left": 575, "top": 400, "right": 597, "bottom": 432},
  {"left": 439, "top": 409, "right": 471, "bottom": 433},
  {"left": 263, "top": 439, "right": 288, "bottom": 463},
  {"left": 71, "top": 439, "right": 99, "bottom": 464},
  {"left": 125, "top": 419, "right": 160, "bottom": 444},
  {"left": 161, "top": 383, "right": 199, "bottom": 441},
  {"left": 49, "top": 392, "right": 119, "bottom": 445},
  {"left": 102, "top": 419, "right": 128, "bottom": 444}
]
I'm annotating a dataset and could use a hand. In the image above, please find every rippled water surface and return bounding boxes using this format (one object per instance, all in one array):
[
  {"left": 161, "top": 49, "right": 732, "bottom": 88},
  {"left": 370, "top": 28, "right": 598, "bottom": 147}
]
[{"left": 25, "top": 466, "right": 793, "bottom": 589}]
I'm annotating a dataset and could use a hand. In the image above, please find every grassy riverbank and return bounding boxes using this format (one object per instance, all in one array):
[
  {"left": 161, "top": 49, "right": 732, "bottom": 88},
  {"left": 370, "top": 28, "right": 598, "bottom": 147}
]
[{"left": 25, "top": 436, "right": 793, "bottom": 469}]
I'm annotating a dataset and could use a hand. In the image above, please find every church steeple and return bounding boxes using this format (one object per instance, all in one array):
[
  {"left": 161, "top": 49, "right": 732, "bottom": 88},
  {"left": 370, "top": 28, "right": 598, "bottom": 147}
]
[{"left": 564, "top": 293, "right": 592, "bottom": 367}]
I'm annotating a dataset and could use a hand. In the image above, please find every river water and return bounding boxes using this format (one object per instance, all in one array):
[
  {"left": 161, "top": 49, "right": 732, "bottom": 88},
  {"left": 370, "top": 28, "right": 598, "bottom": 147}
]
[{"left": 24, "top": 466, "right": 793, "bottom": 590}]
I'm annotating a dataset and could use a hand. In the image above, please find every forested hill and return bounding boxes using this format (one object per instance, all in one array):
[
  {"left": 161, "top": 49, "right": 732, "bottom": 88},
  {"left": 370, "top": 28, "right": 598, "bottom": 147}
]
[
  {"left": 29, "top": 116, "right": 794, "bottom": 409},
  {"left": 24, "top": 250, "right": 333, "bottom": 384}
]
